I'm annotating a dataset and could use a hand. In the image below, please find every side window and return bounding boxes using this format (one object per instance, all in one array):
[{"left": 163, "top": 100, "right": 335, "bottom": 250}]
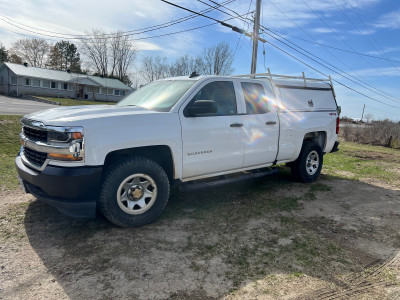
[
  {"left": 242, "top": 82, "right": 270, "bottom": 114},
  {"left": 187, "top": 81, "right": 237, "bottom": 116}
]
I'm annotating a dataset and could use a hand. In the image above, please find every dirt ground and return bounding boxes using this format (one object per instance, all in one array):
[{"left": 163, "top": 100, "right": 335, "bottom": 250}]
[{"left": 1, "top": 169, "right": 399, "bottom": 299}]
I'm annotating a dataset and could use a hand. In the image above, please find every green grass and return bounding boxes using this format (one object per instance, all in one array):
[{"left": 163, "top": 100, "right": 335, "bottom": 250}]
[
  {"left": 323, "top": 141, "right": 400, "bottom": 187},
  {"left": 38, "top": 96, "right": 116, "bottom": 106},
  {"left": 0, "top": 115, "right": 22, "bottom": 190}
]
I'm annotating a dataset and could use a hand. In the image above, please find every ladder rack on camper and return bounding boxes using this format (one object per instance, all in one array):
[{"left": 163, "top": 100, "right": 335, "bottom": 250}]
[{"left": 234, "top": 68, "right": 337, "bottom": 98}]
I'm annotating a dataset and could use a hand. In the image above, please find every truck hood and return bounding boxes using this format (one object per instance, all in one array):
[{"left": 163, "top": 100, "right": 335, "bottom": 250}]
[{"left": 23, "top": 105, "right": 156, "bottom": 126}]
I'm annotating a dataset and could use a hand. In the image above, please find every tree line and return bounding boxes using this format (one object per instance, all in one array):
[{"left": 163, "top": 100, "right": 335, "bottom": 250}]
[
  {"left": 0, "top": 31, "right": 234, "bottom": 87},
  {"left": 140, "top": 42, "right": 233, "bottom": 84}
]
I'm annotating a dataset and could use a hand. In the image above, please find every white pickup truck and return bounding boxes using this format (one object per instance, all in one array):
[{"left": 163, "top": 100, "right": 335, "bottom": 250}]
[{"left": 16, "top": 73, "right": 340, "bottom": 227}]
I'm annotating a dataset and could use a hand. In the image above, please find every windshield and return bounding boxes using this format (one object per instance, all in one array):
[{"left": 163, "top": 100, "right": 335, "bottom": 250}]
[{"left": 117, "top": 80, "right": 196, "bottom": 112}]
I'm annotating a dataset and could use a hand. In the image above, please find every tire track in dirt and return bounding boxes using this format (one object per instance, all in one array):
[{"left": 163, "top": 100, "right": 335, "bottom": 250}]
[{"left": 295, "top": 252, "right": 400, "bottom": 299}]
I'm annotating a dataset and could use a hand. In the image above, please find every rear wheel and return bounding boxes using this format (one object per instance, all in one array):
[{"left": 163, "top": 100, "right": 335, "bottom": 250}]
[
  {"left": 99, "top": 157, "right": 170, "bottom": 227},
  {"left": 290, "top": 141, "right": 323, "bottom": 183}
]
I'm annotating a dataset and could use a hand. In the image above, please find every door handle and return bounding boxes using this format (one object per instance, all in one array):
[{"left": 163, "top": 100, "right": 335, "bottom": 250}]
[
  {"left": 230, "top": 123, "right": 243, "bottom": 128},
  {"left": 265, "top": 121, "right": 277, "bottom": 125}
]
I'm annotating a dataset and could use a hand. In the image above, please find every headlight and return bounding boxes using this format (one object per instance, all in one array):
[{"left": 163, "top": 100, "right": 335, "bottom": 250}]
[{"left": 47, "top": 127, "right": 84, "bottom": 161}]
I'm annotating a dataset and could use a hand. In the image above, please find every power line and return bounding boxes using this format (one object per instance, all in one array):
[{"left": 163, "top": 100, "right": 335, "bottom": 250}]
[
  {"left": 300, "top": 0, "right": 400, "bottom": 86},
  {"left": 0, "top": 0, "right": 236, "bottom": 39},
  {"left": 263, "top": 0, "right": 400, "bottom": 103},
  {"left": 208, "top": 0, "right": 253, "bottom": 22},
  {"left": 128, "top": 11, "right": 254, "bottom": 42},
  {"left": 265, "top": 0, "right": 400, "bottom": 64},
  {"left": 159, "top": 0, "right": 400, "bottom": 110},
  {"left": 265, "top": 29, "right": 400, "bottom": 64},
  {"left": 329, "top": 0, "right": 400, "bottom": 75},
  {"left": 0, "top": 11, "right": 254, "bottom": 45},
  {"left": 342, "top": 0, "right": 400, "bottom": 67},
  {"left": 196, "top": 0, "right": 250, "bottom": 24},
  {"left": 364, "top": 104, "right": 400, "bottom": 117},
  {"left": 262, "top": 27, "right": 400, "bottom": 104},
  {"left": 232, "top": 0, "right": 253, "bottom": 63},
  {"left": 161, "top": 0, "right": 222, "bottom": 23},
  {"left": 263, "top": 29, "right": 400, "bottom": 106},
  {"left": 264, "top": 40, "right": 400, "bottom": 110}
]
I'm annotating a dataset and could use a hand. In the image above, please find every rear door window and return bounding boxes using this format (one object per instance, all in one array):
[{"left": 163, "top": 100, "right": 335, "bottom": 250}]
[{"left": 241, "top": 82, "right": 270, "bottom": 114}]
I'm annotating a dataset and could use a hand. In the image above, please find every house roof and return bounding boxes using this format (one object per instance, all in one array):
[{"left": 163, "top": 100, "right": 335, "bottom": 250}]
[{"left": 1, "top": 62, "right": 132, "bottom": 90}]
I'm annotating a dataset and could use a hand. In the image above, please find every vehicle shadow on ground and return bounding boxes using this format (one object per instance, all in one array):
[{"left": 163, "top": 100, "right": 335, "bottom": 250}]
[{"left": 22, "top": 170, "right": 400, "bottom": 299}]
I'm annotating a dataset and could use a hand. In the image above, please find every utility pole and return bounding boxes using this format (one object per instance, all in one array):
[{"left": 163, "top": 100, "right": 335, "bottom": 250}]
[
  {"left": 251, "top": 0, "right": 262, "bottom": 75},
  {"left": 361, "top": 104, "right": 365, "bottom": 122}
]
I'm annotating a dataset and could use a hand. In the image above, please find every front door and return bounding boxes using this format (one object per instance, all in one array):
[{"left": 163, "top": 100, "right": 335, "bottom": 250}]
[
  {"left": 78, "top": 85, "right": 84, "bottom": 98},
  {"left": 180, "top": 80, "right": 245, "bottom": 179}
]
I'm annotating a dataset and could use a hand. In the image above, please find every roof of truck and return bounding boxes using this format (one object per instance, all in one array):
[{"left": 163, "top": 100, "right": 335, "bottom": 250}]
[{"left": 158, "top": 75, "right": 333, "bottom": 90}]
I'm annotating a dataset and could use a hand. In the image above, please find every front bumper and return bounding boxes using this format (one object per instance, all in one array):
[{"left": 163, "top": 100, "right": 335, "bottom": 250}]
[{"left": 15, "top": 154, "right": 102, "bottom": 218}]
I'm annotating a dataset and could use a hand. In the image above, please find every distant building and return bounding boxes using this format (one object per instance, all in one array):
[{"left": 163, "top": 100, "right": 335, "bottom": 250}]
[{"left": 0, "top": 62, "right": 132, "bottom": 101}]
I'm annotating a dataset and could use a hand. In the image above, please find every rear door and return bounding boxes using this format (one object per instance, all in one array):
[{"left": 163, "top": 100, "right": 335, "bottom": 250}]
[
  {"left": 179, "top": 79, "right": 245, "bottom": 179},
  {"left": 239, "top": 80, "right": 279, "bottom": 167}
]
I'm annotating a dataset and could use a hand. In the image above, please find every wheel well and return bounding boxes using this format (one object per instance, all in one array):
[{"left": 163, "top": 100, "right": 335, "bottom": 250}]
[
  {"left": 104, "top": 146, "right": 175, "bottom": 180},
  {"left": 303, "top": 131, "right": 326, "bottom": 151}
]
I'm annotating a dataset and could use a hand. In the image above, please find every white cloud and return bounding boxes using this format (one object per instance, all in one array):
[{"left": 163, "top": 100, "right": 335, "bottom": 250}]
[
  {"left": 342, "top": 66, "right": 400, "bottom": 77},
  {"left": 365, "top": 46, "right": 400, "bottom": 56},
  {"left": 349, "top": 29, "right": 376, "bottom": 35},
  {"left": 135, "top": 41, "right": 161, "bottom": 51},
  {"left": 229, "top": 0, "right": 381, "bottom": 30},
  {"left": 373, "top": 9, "right": 400, "bottom": 29},
  {"left": 312, "top": 27, "right": 334, "bottom": 34}
]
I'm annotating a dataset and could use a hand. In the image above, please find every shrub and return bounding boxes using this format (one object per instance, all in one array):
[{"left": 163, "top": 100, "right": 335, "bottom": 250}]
[{"left": 339, "top": 120, "right": 400, "bottom": 149}]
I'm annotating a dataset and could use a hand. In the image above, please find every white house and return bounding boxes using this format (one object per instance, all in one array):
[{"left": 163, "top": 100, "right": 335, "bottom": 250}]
[{"left": 0, "top": 62, "right": 133, "bottom": 101}]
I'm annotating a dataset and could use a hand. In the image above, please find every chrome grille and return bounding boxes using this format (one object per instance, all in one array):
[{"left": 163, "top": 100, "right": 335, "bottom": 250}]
[
  {"left": 23, "top": 126, "right": 47, "bottom": 143},
  {"left": 23, "top": 148, "right": 47, "bottom": 168}
]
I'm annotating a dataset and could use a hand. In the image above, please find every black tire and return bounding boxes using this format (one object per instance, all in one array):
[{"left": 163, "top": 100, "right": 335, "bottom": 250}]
[
  {"left": 290, "top": 141, "right": 323, "bottom": 183},
  {"left": 99, "top": 157, "right": 170, "bottom": 227}
]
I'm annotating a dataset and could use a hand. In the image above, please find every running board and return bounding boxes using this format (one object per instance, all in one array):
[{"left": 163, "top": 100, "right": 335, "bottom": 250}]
[{"left": 180, "top": 168, "right": 279, "bottom": 192}]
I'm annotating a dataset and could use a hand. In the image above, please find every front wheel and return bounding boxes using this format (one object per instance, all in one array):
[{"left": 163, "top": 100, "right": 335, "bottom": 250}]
[
  {"left": 290, "top": 141, "right": 323, "bottom": 183},
  {"left": 99, "top": 157, "right": 170, "bottom": 227}
]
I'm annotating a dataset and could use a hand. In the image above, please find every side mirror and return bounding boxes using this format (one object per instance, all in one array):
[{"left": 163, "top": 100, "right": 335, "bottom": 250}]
[
  {"left": 337, "top": 105, "right": 342, "bottom": 115},
  {"left": 186, "top": 100, "right": 217, "bottom": 116}
]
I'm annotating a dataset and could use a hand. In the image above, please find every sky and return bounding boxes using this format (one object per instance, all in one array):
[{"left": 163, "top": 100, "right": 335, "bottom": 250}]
[{"left": 0, "top": 0, "right": 399, "bottom": 121}]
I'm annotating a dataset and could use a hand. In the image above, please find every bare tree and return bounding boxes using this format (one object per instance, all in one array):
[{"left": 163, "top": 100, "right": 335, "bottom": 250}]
[
  {"left": 79, "top": 29, "right": 109, "bottom": 76},
  {"left": 80, "top": 29, "right": 137, "bottom": 84},
  {"left": 10, "top": 38, "right": 50, "bottom": 67},
  {"left": 139, "top": 42, "right": 233, "bottom": 84},
  {"left": 169, "top": 54, "right": 203, "bottom": 77},
  {"left": 200, "top": 41, "right": 233, "bottom": 75},
  {"left": 110, "top": 31, "right": 138, "bottom": 81},
  {"left": 140, "top": 56, "right": 170, "bottom": 83}
]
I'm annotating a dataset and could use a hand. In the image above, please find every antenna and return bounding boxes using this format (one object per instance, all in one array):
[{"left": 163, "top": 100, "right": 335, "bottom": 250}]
[{"left": 189, "top": 71, "right": 199, "bottom": 78}]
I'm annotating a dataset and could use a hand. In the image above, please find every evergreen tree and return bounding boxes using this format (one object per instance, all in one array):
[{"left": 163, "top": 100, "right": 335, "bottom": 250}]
[
  {"left": 48, "top": 41, "right": 81, "bottom": 72},
  {"left": 0, "top": 43, "right": 8, "bottom": 64}
]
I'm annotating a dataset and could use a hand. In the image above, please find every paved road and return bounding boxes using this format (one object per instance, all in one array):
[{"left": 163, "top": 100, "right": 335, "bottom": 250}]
[{"left": 0, "top": 95, "right": 57, "bottom": 115}]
